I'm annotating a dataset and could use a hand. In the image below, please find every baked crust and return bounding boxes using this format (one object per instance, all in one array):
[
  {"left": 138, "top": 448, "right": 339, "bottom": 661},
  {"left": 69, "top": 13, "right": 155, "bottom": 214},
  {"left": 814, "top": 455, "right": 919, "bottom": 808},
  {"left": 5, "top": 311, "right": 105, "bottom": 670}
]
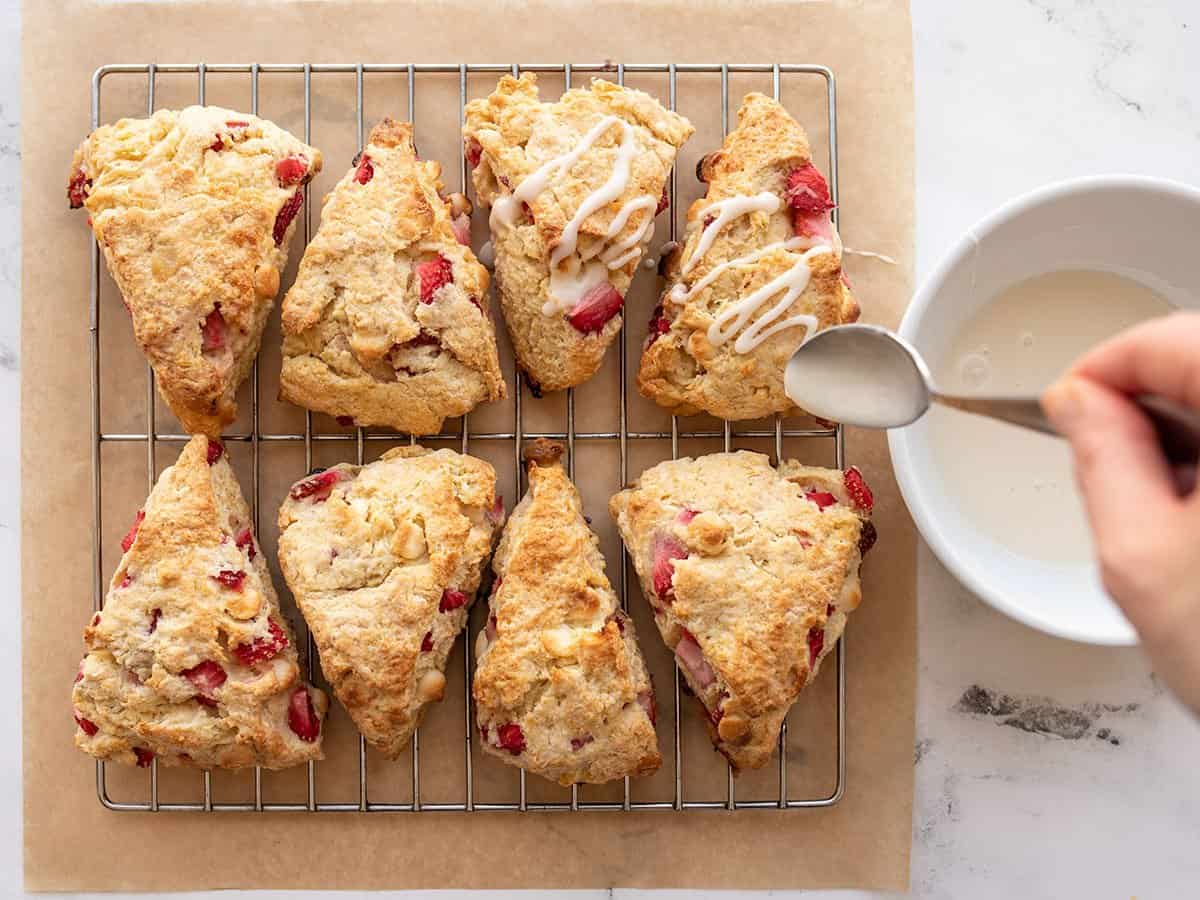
[
  {"left": 473, "top": 440, "right": 661, "bottom": 785},
  {"left": 464, "top": 74, "right": 693, "bottom": 392},
  {"left": 280, "top": 118, "right": 506, "bottom": 434},
  {"left": 277, "top": 446, "right": 500, "bottom": 758},
  {"left": 637, "top": 93, "right": 859, "bottom": 420},
  {"left": 69, "top": 106, "right": 322, "bottom": 436},
  {"left": 609, "top": 451, "right": 875, "bottom": 770},
  {"left": 72, "top": 436, "right": 328, "bottom": 770}
]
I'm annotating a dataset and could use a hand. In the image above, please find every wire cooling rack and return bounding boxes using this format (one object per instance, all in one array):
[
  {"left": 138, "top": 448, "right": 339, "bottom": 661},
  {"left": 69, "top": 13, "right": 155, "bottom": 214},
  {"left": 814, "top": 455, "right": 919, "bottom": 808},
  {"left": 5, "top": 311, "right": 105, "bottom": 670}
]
[{"left": 88, "top": 61, "right": 846, "bottom": 812}]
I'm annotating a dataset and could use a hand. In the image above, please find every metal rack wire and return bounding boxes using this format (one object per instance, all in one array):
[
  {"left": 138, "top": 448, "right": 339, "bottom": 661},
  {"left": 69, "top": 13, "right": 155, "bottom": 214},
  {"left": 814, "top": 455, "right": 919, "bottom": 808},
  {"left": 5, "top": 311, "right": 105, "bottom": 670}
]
[{"left": 89, "top": 61, "right": 845, "bottom": 812}]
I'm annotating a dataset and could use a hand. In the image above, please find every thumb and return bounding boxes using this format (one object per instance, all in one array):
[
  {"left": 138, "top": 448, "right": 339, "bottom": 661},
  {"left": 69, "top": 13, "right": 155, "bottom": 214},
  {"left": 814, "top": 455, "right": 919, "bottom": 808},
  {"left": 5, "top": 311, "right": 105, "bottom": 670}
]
[{"left": 1042, "top": 375, "right": 1181, "bottom": 555}]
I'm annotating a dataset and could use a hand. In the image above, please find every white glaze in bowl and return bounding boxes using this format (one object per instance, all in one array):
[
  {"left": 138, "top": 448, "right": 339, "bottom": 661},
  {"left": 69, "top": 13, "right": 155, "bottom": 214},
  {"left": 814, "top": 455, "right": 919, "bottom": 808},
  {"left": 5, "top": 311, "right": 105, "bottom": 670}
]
[{"left": 889, "top": 176, "right": 1200, "bottom": 645}]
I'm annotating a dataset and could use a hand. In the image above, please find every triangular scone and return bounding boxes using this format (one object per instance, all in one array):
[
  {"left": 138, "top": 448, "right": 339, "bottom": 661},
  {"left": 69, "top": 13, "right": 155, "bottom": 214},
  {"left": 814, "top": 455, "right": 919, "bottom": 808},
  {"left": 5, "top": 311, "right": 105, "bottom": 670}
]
[
  {"left": 277, "top": 446, "right": 501, "bottom": 758},
  {"left": 72, "top": 436, "right": 328, "bottom": 770},
  {"left": 637, "top": 93, "right": 860, "bottom": 421},
  {"left": 464, "top": 74, "right": 693, "bottom": 393},
  {"left": 68, "top": 106, "right": 321, "bottom": 436},
  {"left": 474, "top": 440, "right": 661, "bottom": 785},
  {"left": 610, "top": 451, "right": 876, "bottom": 770},
  {"left": 280, "top": 118, "right": 506, "bottom": 434}
]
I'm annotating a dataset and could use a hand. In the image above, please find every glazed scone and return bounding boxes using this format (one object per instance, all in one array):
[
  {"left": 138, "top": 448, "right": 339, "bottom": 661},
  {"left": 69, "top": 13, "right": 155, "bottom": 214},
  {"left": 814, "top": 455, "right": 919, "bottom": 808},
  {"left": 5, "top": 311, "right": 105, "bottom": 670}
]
[
  {"left": 464, "top": 74, "right": 693, "bottom": 393},
  {"left": 609, "top": 451, "right": 876, "bottom": 770},
  {"left": 474, "top": 440, "right": 661, "bottom": 785},
  {"left": 72, "top": 436, "right": 328, "bottom": 770},
  {"left": 280, "top": 118, "right": 506, "bottom": 434},
  {"left": 637, "top": 93, "right": 859, "bottom": 420},
  {"left": 277, "top": 446, "right": 501, "bottom": 758},
  {"left": 68, "top": 106, "right": 322, "bottom": 436}
]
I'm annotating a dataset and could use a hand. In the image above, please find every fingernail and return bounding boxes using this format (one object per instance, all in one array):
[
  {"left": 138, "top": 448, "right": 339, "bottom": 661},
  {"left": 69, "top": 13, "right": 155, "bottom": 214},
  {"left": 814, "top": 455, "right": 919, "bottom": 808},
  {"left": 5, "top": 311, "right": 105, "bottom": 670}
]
[{"left": 1042, "top": 377, "right": 1085, "bottom": 434}]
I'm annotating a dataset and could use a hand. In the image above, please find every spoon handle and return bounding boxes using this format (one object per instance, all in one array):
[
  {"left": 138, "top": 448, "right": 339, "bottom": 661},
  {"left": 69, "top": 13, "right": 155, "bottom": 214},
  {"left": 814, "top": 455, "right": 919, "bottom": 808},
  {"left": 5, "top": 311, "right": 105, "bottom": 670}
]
[
  {"left": 1137, "top": 394, "right": 1200, "bottom": 467},
  {"left": 932, "top": 392, "right": 1200, "bottom": 466}
]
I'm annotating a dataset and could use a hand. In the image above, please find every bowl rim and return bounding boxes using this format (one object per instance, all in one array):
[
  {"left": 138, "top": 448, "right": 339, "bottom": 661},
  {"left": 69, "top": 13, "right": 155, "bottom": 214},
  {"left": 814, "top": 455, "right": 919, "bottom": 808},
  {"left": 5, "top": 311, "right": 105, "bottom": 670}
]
[{"left": 888, "top": 174, "right": 1200, "bottom": 646}]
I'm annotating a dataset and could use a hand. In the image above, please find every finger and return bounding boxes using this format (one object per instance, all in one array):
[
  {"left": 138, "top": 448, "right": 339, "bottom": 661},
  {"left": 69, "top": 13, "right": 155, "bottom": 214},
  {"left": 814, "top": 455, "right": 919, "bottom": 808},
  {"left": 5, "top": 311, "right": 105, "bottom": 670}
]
[
  {"left": 1042, "top": 375, "right": 1182, "bottom": 553},
  {"left": 1068, "top": 311, "right": 1200, "bottom": 408},
  {"left": 1173, "top": 464, "right": 1197, "bottom": 496}
]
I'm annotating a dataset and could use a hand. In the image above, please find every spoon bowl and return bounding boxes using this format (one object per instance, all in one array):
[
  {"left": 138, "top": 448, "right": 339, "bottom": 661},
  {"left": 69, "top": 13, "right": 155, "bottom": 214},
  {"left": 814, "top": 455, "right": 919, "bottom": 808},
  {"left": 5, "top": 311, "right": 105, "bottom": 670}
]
[{"left": 785, "top": 324, "right": 932, "bottom": 428}]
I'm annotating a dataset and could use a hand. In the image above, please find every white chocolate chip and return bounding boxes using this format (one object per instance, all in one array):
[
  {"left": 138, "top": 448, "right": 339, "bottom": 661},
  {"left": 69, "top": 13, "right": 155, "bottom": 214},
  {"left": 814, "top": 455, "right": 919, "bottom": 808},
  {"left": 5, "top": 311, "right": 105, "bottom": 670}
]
[
  {"left": 418, "top": 670, "right": 446, "bottom": 702},
  {"left": 396, "top": 519, "right": 427, "bottom": 560},
  {"left": 253, "top": 263, "right": 281, "bottom": 298},
  {"left": 540, "top": 625, "right": 580, "bottom": 658},
  {"left": 225, "top": 588, "right": 263, "bottom": 620},
  {"left": 446, "top": 191, "right": 473, "bottom": 218}
]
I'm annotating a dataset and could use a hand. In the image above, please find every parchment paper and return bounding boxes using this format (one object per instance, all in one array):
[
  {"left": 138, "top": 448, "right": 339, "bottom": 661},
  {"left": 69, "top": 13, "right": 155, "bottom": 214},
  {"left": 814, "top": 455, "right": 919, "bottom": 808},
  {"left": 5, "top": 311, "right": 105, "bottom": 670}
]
[{"left": 22, "top": 0, "right": 915, "bottom": 890}]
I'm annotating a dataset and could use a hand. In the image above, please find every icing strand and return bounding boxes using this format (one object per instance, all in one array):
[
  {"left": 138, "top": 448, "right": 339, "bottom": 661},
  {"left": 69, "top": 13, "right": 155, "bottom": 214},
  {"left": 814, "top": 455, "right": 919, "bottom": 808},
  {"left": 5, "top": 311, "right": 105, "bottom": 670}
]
[
  {"left": 706, "top": 246, "right": 833, "bottom": 353},
  {"left": 669, "top": 237, "right": 807, "bottom": 306},
  {"left": 842, "top": 246, "right": 898, "bottom": 265},
  {"left": 603, "top": 238, "right": 650, "bottom": 271},
  {"left": 680, "top": 191, "right": 782, "bottom": 275},
  {"left": 549, "top": 119, "right": 638, "bottom": 267},
  {"left": 605, "top": 194, "right": 658, "bottom": 241},
  {"left": 488, "top": 114, "right": 661, "bottom": 313},
  {"left": 489, "top": 114, "right": 625, "bottom": 234},
  {"left": 544, "top": 258, "right": 608, "bottom": 316},
  {"left": 599, "top": 195, "right": 658, "bottom": 267}
]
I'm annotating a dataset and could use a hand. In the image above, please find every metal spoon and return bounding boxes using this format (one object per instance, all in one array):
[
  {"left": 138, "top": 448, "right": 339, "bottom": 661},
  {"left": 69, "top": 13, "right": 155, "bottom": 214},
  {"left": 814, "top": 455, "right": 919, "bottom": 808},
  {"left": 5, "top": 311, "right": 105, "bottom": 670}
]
[{"left": 784, "top": 324, "right": 1200, "bottom": 466}]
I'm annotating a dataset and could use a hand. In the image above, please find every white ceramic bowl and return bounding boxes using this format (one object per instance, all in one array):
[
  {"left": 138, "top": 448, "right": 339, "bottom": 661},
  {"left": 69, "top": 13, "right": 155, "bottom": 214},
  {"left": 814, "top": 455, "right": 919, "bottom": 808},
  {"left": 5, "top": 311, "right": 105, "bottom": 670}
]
[{"left": 889, "top": 175, "right": 1200, "bottom": 645}]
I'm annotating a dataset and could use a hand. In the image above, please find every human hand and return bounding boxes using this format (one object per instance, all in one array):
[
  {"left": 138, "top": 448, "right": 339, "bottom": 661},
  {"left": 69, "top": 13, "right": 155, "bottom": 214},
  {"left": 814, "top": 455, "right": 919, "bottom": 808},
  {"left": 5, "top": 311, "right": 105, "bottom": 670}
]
[{"left": 1042, "top": 312, "right": 1200, "bottom": 715}]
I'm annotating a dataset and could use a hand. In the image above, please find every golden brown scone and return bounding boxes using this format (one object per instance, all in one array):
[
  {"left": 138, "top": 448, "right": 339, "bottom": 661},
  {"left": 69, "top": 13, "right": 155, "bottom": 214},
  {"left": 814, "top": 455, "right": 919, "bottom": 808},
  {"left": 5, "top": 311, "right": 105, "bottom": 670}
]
[
  {"left": 277, "top": 446, "right": 501, "bottom": 758},
  {"left": 473, "top": 440, "right": 661, "bottom": 785},
  {"left": 609, "top": 451, "right": 876, "bottom": 770},
  {"left": 68, "top": 106, "right": 322, "bottom": 436},
  {"left": 72, "top": 436, "right": 328, "bottom": 770},
  {"left": 280, "top": 118, "right": 506, "bottom": 434},
  {"left": 464, "top": 74, "right": 693, "bottom": 393},
  {"left": 637, "top": 93, "right": 859, "bottom": 420}
]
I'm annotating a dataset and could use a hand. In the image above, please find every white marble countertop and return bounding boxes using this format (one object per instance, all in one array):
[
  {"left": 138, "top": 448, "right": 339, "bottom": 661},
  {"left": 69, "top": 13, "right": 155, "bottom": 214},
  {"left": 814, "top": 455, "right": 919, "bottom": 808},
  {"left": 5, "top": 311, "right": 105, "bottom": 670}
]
[{"left": 3, "top": 1, "right": 1199, "bottom": 897}]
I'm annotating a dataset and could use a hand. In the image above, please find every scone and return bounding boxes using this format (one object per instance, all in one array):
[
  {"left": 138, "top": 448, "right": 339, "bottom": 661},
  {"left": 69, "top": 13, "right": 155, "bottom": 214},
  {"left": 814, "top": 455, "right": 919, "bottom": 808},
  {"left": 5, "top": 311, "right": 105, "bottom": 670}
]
[
  {"left": 277, "top": 446, "right": 501, "bottom": 758},
  {"left": 473, "top": 440, "right": 661, "bottom": 785},
  {"left": 609, "top": 451, "right": 876, "bottom": 770},
  {"left": 69, "top": 106, "right": 321, "bottom": 436},
  {"left": 280, "top": 118, "right": 506, "bottom": 434},
  {"left": 72, "top": 436, "right": 328, "bottom": 770},
  {"left": 637, "top": 93, "right": 859, "bottom": 420},
  {"left": 464, "top": 74, "right": 693, "bottom": 392}
]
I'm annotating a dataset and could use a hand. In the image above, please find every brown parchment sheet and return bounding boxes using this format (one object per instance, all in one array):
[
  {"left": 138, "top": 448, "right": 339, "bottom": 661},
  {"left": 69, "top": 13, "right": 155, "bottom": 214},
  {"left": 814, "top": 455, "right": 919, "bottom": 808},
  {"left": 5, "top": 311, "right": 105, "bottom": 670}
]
[{"left": 21, "top": 0, "right": 915, "bottom": 891}]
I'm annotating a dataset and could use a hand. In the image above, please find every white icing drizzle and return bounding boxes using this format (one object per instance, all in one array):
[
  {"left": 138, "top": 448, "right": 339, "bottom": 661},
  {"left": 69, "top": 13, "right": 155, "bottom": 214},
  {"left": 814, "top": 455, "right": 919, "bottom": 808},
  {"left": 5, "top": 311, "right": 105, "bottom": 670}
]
[
  {"left": 604, "top": 239, "right": 650, "bottom": 271},
  {"left": 790, "top": 234, "right": 825, "bottom": 252},
  {"left": 548, "top": 119, "right": 638, "bottom": 268},
  {"left": 842, "top": 246, "right": 898, "bottom": 265},
  {"left": 681, "top": 191, "right": 782, "bottom": 276},
  {"left": 668, "top": 237, "right": 806, "bottom": 306},
  {"left": 599, "top": 195, "right": 658, "bottom": 268},
  {"left": 552, "top": 128, "right": 643, "bottom": 267},
  {"left": 644, "top": 240, "right": 679, "bottom": 271},
  {"left": 544, "top": 256, "right": 608, "bottom": 316},
  {"left": 489, "top": 114, "right": 626, "bottom": 234},
  {"left": 488, "top": 114, "right": 658, "bottom": 313},
  {"left": 706, "top": 245, "right": 833, "bottom": 353}
]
